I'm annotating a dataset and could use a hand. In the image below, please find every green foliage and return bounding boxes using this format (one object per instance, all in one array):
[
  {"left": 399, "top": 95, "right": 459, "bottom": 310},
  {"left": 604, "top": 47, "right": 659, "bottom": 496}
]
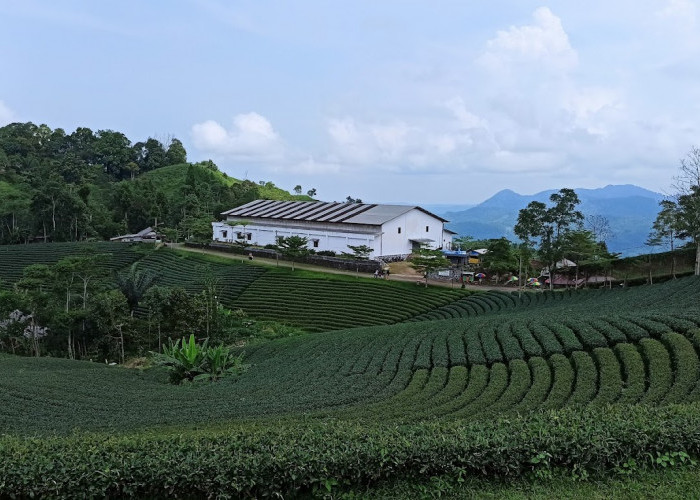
[
  {"left": 275, "top": 235, "right": 310, "bottom": 270},
  {"left": 409, "top": 245, "right": 451, "bottom": 286},
  {"left": 515, "top": 188, "right": 584, "bottom": 288},
  {"left": 3, "top": 405, "right": 700, "bottom": 498},
  {"left": 115, "top": 263, "right": 158, "bottom": 314},
  {"left": 152, "top": 333, "right": 247, "bottom": 384},
  {"left": 347, "top": 244, "right": 373, "bottom": 260},
  {"left": 482, "top": 237, "right": 518, "bottom": 278},
  {"left": 0, "top": 121, "right": 305, "bottom": 244}
]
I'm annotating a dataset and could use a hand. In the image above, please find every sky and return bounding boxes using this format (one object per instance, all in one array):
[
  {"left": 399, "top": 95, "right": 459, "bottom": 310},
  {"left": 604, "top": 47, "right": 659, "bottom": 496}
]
[{"left": 1, "top": 1, "right": 700, "bottom": 205}]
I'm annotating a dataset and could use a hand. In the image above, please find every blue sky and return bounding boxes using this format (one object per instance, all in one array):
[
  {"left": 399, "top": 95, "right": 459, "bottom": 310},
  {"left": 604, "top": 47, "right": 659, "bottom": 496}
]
[{"left": 1, "top": 1, "right": 700, "bottom": 204}]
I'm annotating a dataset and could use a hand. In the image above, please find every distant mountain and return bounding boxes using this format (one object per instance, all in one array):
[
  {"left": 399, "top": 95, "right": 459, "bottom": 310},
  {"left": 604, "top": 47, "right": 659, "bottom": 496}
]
[
  {"left": 422, "top": 203, "right": 476, "bottom": 215},
  {"left": 440, "top": 185, "right": 666, "bottom": 256}
]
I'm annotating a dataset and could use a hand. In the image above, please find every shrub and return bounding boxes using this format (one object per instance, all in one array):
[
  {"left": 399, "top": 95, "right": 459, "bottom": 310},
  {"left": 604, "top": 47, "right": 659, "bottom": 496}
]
[{"left": 152, "top": 334, "right": 247, "bottom": 383}]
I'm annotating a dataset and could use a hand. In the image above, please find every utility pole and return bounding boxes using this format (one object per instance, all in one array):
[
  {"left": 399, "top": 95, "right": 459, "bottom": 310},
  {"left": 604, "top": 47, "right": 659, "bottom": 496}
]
[{"left": 518, "top": 253, "right": 523, "bottom": 299}]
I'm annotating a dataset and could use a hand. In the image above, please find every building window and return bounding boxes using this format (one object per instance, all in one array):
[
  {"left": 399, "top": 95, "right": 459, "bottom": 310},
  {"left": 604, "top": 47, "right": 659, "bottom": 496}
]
[
  {"left": 313, "top": 239, "right": 319, "bottom": 248},
  {"left": 247, "top": 233, "right": 252, "bottom": 240},
  {"left": 426, "top": 225, "right": 429, "bottom": 232},
  {"left": 398, "top": 227, "right": 401, "bottom": 234},
  {"left": 222, "top": 230, "right": 228, "bottom": 238},
  {"left": 236, "top": 232, "right": 245, "bottom": 239}
]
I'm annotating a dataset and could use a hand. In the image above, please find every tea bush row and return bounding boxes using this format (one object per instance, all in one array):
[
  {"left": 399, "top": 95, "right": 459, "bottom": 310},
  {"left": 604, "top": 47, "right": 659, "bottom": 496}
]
[
  {"left": 234, "top": 272, "right": 464, "bottom": 331},
  {"left": 0, "top": 242, "right": 148, "bottom": 288},
  {"left": 5, "top": 405, "right": 700, "bottom": 498}
]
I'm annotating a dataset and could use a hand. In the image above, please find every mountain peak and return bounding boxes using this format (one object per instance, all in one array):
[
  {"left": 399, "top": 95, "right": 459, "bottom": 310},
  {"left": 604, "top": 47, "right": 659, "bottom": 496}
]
[{"left": 441, "top": 184, "right": 665, "bottom": 256}]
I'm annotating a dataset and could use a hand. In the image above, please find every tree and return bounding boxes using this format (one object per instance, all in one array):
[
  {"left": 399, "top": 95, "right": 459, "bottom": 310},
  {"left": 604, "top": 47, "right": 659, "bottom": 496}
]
[
  {"left": 347, "top": 244, "right": 373, "bottom": 260},
  {"left": 14, "top": 264, "right": 55, "bottom": 356},
  {"left": 142, "top": 138, "right": 167, "bottom": 172},
  {"left": 648, "top": 199, "right": 680, "bottom": 278},
  {"left": 306, "top": 188, "right": 317, "bottom": 197},
  {"left": 197, "top": 265, "right": 221, "bottom": 337},
  {"left": 452, "top": 235, "right": 490, "bottom": 251},
  {"left": 115, "top": 263, "right": 158, "bottom": 317},
  {"left": 409, "top": 245, "right": 451, "bottom": 287},
  {"left": 670, "top": 146, "right": 700, "bottom": 276},
  {"left": 94, "top": 130, "right": 133, "bottom": 179},
  {"left": 294, "top": 185, "right": 302, "bottom": 195},
  {"left": 586, "top": 214, "right": 612, "bottom": 244},
  {"left": 89, "top": 290, "right": 129, "bottom": 363},
  {"left": 179, "top": 214, "right": 215, "bottom": 242},
  {"left": 345, "top": 196, "right": 362, "bottom": 204},
  {"left": 514, "top": 188, "right": 584, "bottom": 289},
  {"left": 165, "top": 138, "right": 187, "bottom": 165},
  {"left": 276, "top": 235, "right": 310, "bottom": 271},
  {"left": 142, "top": 286, "right": 171, "bottom": 353},
  {"left": 482, "top": 238, "right": 517, "bottom": 283}
]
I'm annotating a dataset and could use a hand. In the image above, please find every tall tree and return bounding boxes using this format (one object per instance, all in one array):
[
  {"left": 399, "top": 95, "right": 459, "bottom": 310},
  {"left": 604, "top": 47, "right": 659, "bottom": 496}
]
[
  {"left": 115, "top": 264, "right": 158, "bottom": 317},
  {"left": 142, "top": 138, "right": 167, "bottom": 172},
  {"left": 165, "top": 138, "right": 187, "bottom": 165},
  {"left": 648, "top": 199, "right": 680, "bottom": 278},
  {"left": 276, "top": 235, "right": 310, "bottom": 271},
  {"left": 586, "top": 214, "right": 612, "bottom": 244},
  {"left": 94, "top": 130, "right": 133, "bottom": 179},
  {"left": 514, "top": 188, "right": 584, "bottom": 289},
  {"left": 482, "top": 238, "right": 517, "bottom": 282},
  {"left": 671, "top": 146, "right": 700, "bottom": 276},
  {"left": 409, "top": 245, "right": 451, "bottom": 287}
]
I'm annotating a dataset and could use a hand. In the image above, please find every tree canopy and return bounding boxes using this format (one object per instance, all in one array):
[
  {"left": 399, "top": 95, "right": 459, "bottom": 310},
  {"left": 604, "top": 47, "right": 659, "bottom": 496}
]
[
  {"left": 514, "top": 188, "right": 584, "bottom": 289},
  {"left": 0, "top": 121, "right": 308, "bottom": 245}
]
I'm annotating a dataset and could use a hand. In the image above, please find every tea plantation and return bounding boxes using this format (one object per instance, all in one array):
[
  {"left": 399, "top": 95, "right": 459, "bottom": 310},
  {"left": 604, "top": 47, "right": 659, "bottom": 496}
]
[
  {"left": 0, "top": 242, "right": 465, "bottom": 330},
  {"left": 2, "top": 242, "right": 700, "bottom": 498}
]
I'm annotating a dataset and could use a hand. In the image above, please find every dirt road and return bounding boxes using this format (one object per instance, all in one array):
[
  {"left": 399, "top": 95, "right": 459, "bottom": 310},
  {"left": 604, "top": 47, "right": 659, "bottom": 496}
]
[{"left": 172, "top": 243, "right": 518, "bottom": 291}]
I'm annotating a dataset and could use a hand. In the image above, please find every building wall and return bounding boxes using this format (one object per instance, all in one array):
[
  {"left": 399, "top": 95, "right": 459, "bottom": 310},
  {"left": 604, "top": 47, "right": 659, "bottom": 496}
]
[
  {"left": 212, "top": 208, "right": 448, "bottom": 258},
  {"left": 212, "top": 221, "right": 378, "bottom": 255},
  {"left": 378, "top": 209, "right": 446, "bottom": 256}
]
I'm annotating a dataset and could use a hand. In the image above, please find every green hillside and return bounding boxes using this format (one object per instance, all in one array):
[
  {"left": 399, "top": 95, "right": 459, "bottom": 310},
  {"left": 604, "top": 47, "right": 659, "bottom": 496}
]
[
  {"left": 3, "top": 241, "right": 700, "bottom": 497},
  {"left": 138, "top": 162, "right": 312, "bottom": 203},
  {"left": 0, "top": 242, "right": 467, "bottom": 332},
  {"left": 0, "top": 241, "right": 148, "bottom": 288},
  {"left": 3, "top": 275, "right": 700, "bottom": 431},
  {"left": 0, "top": 122, "right": 312, "bottom": 245}
]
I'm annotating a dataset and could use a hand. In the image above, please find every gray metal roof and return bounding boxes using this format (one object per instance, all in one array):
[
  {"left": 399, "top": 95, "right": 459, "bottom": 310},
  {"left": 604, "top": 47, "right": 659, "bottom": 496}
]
[{"left": 222, "top": 200, "right": 448, "bottom": 225}]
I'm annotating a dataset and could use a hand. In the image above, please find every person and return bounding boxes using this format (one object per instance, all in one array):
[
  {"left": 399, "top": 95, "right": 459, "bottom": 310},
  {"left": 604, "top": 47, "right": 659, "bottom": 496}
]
[
  {"left": 248, "top": 253, "right": 254, "bottom": 260},
  {"left": 374, "top": 269, "right": 379, "bottom": 278}
]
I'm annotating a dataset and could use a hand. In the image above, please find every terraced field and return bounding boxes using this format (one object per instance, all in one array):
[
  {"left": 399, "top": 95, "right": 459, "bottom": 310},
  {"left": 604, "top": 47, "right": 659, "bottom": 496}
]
[
  {"left": 0, "top": 241, "right": 148, "bottom": 288},
  {"left": 234, "top": 270, "right": 464, "bottom": 331},
  {"left": 3, "top": 261, "right": 700, "bottom": 497},
  {"left": 0, "top": 242, "right": 469, "bottom": 330},
  {"left": 3, "top": 276, "right": 700, "bottom": 434},
  {"left": 134, "top": 250, "right": 267, "bottom": 306}
]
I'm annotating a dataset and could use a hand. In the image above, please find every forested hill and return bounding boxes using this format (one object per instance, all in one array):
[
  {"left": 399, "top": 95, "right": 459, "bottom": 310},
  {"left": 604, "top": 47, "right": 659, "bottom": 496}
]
[{"left": 0, "top": 122, "right": 308, "bottom": 245}]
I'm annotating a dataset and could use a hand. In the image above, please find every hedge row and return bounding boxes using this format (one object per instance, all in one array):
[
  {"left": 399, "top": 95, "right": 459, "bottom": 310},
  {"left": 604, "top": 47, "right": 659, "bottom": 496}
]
[{"left": 4, "top": 405, "right": 700, "bottom": 499}]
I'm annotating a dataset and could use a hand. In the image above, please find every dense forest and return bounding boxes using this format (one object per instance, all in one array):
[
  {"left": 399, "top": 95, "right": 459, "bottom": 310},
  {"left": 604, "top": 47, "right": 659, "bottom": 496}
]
[{"left": 0, "top": 122, "right": 304, "bottom": 245}]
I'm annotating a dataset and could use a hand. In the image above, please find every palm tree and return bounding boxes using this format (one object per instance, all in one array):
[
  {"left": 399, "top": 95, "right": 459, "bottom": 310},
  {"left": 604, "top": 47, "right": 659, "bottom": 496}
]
[{"left": 115, "top": 263, "right": 158, "bottom": 317}]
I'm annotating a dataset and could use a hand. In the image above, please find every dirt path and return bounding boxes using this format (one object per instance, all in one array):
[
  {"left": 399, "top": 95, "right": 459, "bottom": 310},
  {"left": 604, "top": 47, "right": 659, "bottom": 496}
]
[{"left": 172, "top": 244, "right": 518, "bottom": 291}]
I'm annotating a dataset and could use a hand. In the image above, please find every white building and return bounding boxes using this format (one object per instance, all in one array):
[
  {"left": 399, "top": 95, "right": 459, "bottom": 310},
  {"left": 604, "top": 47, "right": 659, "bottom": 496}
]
[{"left": 212, "top": 200, "right": 453, "bottom": 259}]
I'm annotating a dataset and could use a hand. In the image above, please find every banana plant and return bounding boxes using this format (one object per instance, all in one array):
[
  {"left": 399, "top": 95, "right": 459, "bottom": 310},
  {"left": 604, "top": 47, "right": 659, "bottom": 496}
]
[{"left": 152, "top": 334, "right": 247, "bottom": 384}]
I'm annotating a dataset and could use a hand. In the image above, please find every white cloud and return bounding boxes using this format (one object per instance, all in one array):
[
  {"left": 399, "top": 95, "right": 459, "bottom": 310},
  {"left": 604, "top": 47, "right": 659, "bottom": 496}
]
[
  {"left": 444, "top": 97, "right": 487, "bottom": 130},
  {"left": 478, "top": 7, "right": 577, "bottom": 73},
  {"left": 327, "top": 117, "right": 414, "bottom": 164},
  {"left": 191, "top": 112, "right": 282, "bottom": 161},
  {"left": 0, "top": 100, "right": 16, "bottom": 126},
  {"left": 288, "top": 157, "right": 341, "bottom": 175},
  {"left": 656, "top": 0, "right": 697, "bottom": 25},
  {"left": 654, "top": 0, "right": 700, "bottom": 51},
  {"left": 562, "top": 87, "right": 622, "bottom": 137}
]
